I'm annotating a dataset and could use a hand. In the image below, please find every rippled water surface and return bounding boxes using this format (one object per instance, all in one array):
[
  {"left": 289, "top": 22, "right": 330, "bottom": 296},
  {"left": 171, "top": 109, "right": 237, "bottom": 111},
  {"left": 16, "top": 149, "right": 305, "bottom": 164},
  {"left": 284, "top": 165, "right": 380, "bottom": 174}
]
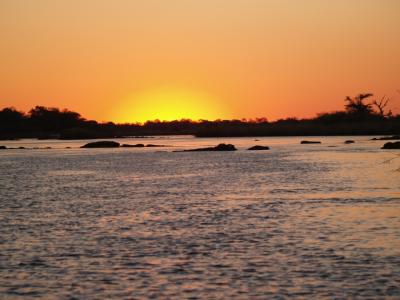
[{"left": 1, "top": 136, "right": 399, "bottom": 299}]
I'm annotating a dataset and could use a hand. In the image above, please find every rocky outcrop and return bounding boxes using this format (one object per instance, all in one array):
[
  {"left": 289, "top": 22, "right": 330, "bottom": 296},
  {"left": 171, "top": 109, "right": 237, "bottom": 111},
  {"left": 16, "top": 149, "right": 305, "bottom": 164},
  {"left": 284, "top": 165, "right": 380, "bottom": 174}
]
[
  {"left": 381, "top": 141, "right": 400, "bottom": 149},
  {"left": 248, "top": 145, "right": 270, "bottom": 150},
  {"left": 301, "top": 141, "right": 321, "bottom": 144},
  {"left": 179, "top": 143, "right": 237, "bottom": 152},
  {"left": 371, "top": 135, "right": 400, "bottom": 141},
  {"left": 81, "top": 141, "right": 120, "bottom": 148}
]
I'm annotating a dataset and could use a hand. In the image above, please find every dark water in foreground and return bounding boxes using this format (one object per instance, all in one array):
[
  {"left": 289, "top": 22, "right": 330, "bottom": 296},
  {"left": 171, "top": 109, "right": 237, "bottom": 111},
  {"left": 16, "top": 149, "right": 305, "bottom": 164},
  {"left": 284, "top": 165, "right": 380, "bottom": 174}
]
[{"left": 0, "top": 136, "right": 399, "bottom": 299}]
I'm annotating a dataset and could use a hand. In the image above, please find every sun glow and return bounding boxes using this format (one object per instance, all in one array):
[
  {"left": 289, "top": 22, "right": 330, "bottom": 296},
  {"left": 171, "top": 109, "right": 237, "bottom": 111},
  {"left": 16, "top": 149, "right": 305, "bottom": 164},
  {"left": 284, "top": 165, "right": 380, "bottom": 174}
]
[{"left": 112, "top": 86, "right": 226, "bottom": 123}]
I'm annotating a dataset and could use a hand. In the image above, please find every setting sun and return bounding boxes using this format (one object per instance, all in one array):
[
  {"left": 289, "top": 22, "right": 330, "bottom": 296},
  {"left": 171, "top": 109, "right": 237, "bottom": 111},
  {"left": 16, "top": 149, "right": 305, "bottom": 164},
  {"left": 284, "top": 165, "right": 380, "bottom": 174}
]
[{"left": 112, "top": 86, "right": 227, "bottom": 123}]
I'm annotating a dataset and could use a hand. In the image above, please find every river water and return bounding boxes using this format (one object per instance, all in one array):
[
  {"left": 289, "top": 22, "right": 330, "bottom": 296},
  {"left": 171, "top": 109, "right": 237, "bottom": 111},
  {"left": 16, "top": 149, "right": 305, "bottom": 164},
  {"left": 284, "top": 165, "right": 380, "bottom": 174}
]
[{"left": 0, "top": 136, "right": 399, "bottom": 299}]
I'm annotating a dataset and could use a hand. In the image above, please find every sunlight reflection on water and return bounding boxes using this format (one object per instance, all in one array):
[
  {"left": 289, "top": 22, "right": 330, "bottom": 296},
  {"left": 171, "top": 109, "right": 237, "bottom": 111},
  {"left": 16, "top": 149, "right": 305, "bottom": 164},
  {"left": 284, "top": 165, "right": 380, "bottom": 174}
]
[{"left": 0, "top": 136, "right": 399, "bottom": 299}]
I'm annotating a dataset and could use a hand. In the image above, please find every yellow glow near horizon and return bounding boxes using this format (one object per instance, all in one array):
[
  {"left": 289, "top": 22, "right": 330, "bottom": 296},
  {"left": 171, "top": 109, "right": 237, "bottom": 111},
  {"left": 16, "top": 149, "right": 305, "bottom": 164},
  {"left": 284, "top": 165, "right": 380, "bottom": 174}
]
[
  {"left": 1, "top": 1, "right": 400, "bottom": 120},
  {"left": 112, "top": 86, "right": 227, "bottom": 123}
]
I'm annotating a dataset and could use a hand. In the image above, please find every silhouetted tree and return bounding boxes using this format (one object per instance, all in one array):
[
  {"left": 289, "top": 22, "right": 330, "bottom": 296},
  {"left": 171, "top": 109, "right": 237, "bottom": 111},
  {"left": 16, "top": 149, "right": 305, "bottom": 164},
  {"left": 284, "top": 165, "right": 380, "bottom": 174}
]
[
  {"left": 344, "top": 93, "right": 374, "bottom": 116},
  {"left": 372, "top": 96, "right": 392, "bottom": 117},
  {"left": 0, "top": 107, "right": 27, "bottom": 135},
  {"left": 0, "top": 107, "right": 25, "bottom": 123},
  {"left": 28, "top": 106, "right": 84, "bottom": 132}
]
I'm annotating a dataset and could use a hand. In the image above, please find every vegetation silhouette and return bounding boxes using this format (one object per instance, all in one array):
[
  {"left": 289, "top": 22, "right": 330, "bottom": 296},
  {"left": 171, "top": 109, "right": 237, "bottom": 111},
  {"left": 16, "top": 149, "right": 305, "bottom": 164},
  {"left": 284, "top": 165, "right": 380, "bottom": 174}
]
[{"left": 1, "top": 94, "right": 399, "bottom": 139}]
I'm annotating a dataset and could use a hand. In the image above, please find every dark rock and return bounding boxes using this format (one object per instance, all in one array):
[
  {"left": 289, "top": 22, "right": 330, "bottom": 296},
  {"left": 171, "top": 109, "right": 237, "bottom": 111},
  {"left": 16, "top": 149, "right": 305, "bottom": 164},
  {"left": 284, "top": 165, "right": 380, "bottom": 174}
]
[
  {"left": 371, "top": 135, "right": 400, "bottom": 141},
  {"left": 146, "top": 144, "right": 166, "bottom": 147},
  {"left": 121, "top": 143, "right": 145, "bottom": 147},
  {"left": 180, "top": 143, "right": 237, "bottom": 152},
  {"left": 18, "top": 146, "right": 26, "bottom": 149},
  {"left": 248, "top": 145, "right": 270, "bottom": 150},
  {"left": 381, "top": 141, "right": 400, "bottom": 149},
  {"left": 345, "top": 140, "right": 355, "bottom": 144},
  {"left": 0, "top": 146, "right": 6, "bottom": 149},
  {"left": 301, "top": 140, "right": 321, "bottom": 144},
  {"left": 81, "top": 141, "right": 120, "bottom": 148}
]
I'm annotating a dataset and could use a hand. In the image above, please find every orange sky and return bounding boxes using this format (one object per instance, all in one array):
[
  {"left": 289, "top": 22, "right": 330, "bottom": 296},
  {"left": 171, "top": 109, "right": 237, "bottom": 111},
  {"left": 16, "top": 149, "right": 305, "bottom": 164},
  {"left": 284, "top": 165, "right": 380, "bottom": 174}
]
[{"left": 0, "top": 0, "right": 399, "bottom": 123}]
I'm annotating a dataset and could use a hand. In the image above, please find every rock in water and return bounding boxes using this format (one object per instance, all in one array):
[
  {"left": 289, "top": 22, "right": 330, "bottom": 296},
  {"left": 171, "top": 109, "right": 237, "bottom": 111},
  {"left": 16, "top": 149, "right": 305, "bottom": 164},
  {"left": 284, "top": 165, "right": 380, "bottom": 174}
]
[
  {"left": 381, "top": 141, "right": 400, "bottom": 149},
  {"left": 81, "top": 141, "right": 120, "bottom": 148},
  {"left": 371, "top": 135, "right": 400, "bottom": 141},
  {"left": 248, "top": 145, "right": 270, "bottom": 150},
  {"left": 0, "top": 146, "right": 6, "bottom": 149},
  {"left": 180, "top": 143, "right": 237, "bottom": 152},
  {"left": 146, "top": 144, "right": 166, "bottom": 147},
  {"left": 121, "top": 143, "right": 145, "bottom": 147},
  {"left": 301, "top": 140, "right": 321, "bottom": 144},
  {"left": 213, "top": 144, "right": 237, "bottom": 151},
  {"left": 345, "top": 140, "right": 355, "bottom": 144}
]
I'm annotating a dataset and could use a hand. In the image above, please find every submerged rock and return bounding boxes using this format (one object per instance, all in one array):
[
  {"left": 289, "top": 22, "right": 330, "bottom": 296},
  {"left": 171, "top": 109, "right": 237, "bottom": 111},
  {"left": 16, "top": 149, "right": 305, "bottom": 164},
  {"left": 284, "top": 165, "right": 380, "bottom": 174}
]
[
  {"left": 81, "top": 141, "right": 120, "bottom": 148},
  {"left": 180, "top": 143, "right": 237, "bottom": 152},
  {"left": 381, "top": 141, "right": 400, "bottom": 149},
  {"left": 345, "top": 140, "right": 355, "bottom": 144},
  {"left": 301, "top": 140, "right": 321, "bottom": 144},
  {"left": 121, "top": 143, "right": 145, "bottom": 147},
  {"left": 248, "top": 145, "right": 270, "bottom": 150},
  {"left": 371, "top": 135, "right": 400, "bottom": 141}
]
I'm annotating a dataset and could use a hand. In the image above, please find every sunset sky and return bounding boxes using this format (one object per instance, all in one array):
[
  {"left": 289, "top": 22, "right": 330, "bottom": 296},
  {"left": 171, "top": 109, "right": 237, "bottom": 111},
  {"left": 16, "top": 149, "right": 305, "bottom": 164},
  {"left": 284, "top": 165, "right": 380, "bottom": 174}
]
[{"left": 1, "top": 0, "right": 399, "bottom": 123}]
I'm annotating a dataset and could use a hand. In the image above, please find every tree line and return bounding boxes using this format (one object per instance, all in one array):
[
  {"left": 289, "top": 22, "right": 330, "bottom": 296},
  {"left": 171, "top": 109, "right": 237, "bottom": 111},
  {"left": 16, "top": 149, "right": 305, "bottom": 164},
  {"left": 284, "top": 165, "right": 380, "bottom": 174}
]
[{"left": 1, "top": 93, "right": 399, "bottom": 139}]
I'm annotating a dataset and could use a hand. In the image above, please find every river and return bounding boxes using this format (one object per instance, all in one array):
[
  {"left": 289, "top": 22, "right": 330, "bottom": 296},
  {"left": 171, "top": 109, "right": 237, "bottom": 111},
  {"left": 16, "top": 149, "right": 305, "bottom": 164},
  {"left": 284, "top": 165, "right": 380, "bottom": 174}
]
[{"left": 0, "top": 136, "right": 399, "bottom": 299}]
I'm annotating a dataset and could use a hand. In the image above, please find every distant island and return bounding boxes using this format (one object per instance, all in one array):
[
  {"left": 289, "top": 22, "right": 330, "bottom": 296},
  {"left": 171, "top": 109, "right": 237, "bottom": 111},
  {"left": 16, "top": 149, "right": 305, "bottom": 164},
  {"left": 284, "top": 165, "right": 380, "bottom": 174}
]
[{"left": 1, "top": 94, "right": 399, "bottom": 139}]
